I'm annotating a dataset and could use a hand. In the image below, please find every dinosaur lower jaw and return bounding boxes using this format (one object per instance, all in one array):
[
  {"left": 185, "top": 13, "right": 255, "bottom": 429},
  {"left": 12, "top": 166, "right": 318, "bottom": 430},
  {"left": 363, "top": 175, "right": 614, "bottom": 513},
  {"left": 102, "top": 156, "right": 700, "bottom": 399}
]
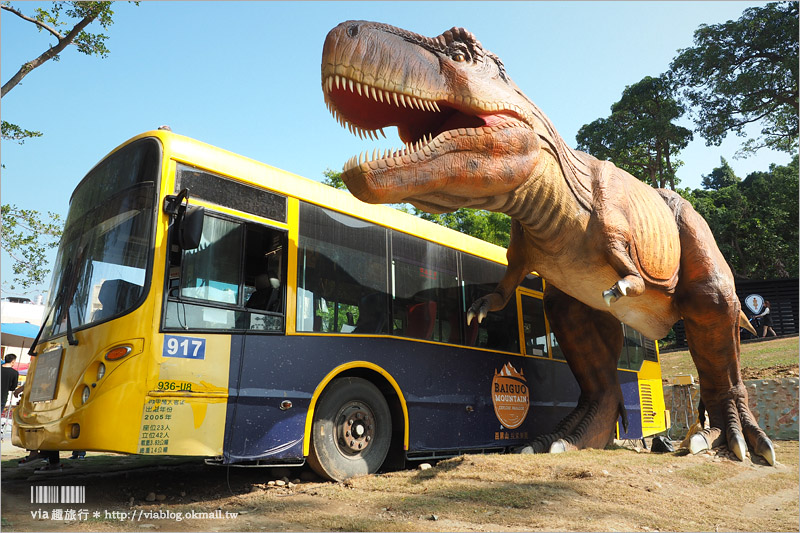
[{"left": 341, "top": 120, "right": 539, "bottom": 209}]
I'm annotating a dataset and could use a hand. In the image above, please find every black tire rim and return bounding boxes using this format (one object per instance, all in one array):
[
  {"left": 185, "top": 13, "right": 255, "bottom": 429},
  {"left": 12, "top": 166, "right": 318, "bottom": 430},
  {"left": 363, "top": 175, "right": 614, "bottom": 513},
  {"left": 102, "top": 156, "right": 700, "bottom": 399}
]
[{"left": 335, "top": 400, "right": 376, "bottom": 457}]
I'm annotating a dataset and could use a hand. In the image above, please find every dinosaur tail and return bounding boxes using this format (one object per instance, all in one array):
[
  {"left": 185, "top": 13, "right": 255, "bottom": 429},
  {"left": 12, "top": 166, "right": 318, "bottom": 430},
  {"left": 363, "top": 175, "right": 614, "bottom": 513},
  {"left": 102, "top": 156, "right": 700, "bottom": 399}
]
[{"left": 739, "top": 311, "right": 757, "bottom": 336}]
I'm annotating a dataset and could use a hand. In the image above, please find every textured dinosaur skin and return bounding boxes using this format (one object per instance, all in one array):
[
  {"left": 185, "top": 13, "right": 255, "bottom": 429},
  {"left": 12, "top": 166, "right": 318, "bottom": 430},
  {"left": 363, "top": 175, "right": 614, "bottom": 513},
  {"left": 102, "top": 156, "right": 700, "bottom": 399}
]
[{"left": 321, "top": 21, "right": 774, "bottom": 465}]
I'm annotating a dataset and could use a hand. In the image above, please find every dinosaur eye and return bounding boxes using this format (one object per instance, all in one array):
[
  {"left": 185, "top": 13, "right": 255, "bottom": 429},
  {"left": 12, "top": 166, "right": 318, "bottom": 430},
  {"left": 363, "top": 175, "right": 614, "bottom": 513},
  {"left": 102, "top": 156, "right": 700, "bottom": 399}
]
[{"left": 452, "top": 52, "right": 466, "bottom": 62}]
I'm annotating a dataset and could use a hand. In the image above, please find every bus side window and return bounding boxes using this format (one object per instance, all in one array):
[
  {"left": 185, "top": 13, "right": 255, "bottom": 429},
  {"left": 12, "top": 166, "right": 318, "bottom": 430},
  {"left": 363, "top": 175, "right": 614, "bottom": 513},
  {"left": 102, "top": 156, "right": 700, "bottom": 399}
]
[
  {"left": 460, "top": 253, "right": 521, "bottom": 354},
  {"left": 164, "top": 214, "right": 287, "bottom": 332},
  {"left": 520, "top": 294, "right": 548, "bottom": 357},
  {"left": 619, "top": 324, "right": 646, "bottom": 370},
  {"left": 240, "top": 224, "right": 286, "bottom": 331},
  {"left": 296, "top": 203, "right": 389, "bottom": 334},
  {"left": 390, "top": 231, "right": 460, "bottom": 343}
]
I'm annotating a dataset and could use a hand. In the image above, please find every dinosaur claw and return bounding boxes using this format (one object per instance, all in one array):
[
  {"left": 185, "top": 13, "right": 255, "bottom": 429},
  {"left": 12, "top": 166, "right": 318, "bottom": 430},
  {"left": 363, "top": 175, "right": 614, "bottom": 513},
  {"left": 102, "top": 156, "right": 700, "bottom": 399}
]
[
  {"left": 603, "top": 281, "right": 630, "bottom": 306},
  {"left": 617, "top": 279, "right": 631, "bottom": 296},
  {"left": 729, "top": 433, "right": 747, "bottom": 462},
  {"left": 688, "top": 432, "right": 710, "bottom": 455},
  {"left": 466, "top": 310, "right": 475, "bottom": 326},
  {"left": 549, "top": 439, "right": 568, "bottom": 454},
  {"left": 513, "top": 445, "right": 534, "bottom": 454},
  {"left": 602, "top": 289, "right": 617, "bottom": 307},
  {"left": 755, "top": 439, "right": 776, "bottom": 466}
]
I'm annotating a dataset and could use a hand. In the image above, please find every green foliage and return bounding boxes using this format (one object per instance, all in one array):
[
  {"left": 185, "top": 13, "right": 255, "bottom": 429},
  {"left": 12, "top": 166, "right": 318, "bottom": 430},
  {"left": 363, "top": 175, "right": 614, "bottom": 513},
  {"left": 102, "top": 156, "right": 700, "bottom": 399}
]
[
  {"left": 576, "top": 74, "right": 692, "bottom": 189},
  {"left": 687, "top": 156, "right": 798, "bottom": 279},
  {"left": 1, "top": 120, "right": 42, "bottom": 144},
  {"left": 701, "top": 157, "right": 740, "bottom": 190},
  {"left": 1, "top": 205, "right": 64, "bottom": 290},
  {"left": 670, "top": 1, "right": 799, "bottom": 155},
  {"left": 322, "top": 168, "right": 347, "bottom": 190},
  {"left": 413, "top": 209, "right": 511, "bottom": 248},
  {"left": 321, "top": 169, "right": 510, "bottom": 247}
]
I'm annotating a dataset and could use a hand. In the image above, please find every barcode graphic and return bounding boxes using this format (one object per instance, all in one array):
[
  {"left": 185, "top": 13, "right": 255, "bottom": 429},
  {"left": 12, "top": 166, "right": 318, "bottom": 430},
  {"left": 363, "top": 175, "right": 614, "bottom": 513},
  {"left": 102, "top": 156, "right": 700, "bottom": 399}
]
[{"left": 30, "top": 486, "right": 85, "bottom": 504}]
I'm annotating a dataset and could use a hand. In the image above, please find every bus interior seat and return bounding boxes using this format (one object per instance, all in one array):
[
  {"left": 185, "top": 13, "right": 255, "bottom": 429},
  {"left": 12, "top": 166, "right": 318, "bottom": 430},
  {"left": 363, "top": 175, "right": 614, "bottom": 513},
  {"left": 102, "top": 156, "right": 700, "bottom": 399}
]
[
  {"left": 354, "top": 293, "right": 389, "bottom": 334},
  {"left": 406, "top": 301, "right": 436, "bottom": 340},
  {"left": 245, "top": 274, "right": 273, "bottom": 310},
  {"left": 93, "top": 279, "right": 140, "bottom": 321}
]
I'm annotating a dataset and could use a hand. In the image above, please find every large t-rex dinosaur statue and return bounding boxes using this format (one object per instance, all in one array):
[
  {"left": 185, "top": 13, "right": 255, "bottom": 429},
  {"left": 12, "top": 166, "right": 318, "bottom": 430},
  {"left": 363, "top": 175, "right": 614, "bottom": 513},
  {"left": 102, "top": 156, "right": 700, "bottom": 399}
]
[{"left": 320, "top": 20, "right": 775, "bottom": 465}]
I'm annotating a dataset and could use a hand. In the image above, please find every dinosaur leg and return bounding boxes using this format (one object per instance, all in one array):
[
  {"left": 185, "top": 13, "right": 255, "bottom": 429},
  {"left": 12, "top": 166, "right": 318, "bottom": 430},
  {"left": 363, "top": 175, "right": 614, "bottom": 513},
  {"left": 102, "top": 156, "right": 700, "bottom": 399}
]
[
  {"left": 589, "top": 170, "right": 646, "bottom": 306},
  {"left": 519, "top": 285, "right": 625, "bottom": 453},
  {"left": 674, "top": 202, "right": 775, "bottom": 465},
  {"left": 601, "top": 235, "right": 645, "bottom": 306}
]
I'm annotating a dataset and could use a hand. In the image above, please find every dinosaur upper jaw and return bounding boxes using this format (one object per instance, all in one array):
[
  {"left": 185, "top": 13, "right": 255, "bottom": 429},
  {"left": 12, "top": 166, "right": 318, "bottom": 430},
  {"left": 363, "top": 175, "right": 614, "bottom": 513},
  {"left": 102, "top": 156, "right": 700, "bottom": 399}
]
[{"left": 322, "top": 20, "right": 540, "bottom": 211}]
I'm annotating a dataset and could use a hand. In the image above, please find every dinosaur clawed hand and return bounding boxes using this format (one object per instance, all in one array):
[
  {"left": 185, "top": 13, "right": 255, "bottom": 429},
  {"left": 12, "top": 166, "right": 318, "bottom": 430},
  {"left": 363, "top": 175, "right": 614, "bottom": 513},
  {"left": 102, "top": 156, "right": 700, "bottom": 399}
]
[
  {"left": 686, "top": 394, "right": 776, "bottom": 465},
  {"left": 466, "top": 293, "right": 505, "bottom": 325},
  {"left": 602, "top": 279, "right": 633, "bottom": 306}
]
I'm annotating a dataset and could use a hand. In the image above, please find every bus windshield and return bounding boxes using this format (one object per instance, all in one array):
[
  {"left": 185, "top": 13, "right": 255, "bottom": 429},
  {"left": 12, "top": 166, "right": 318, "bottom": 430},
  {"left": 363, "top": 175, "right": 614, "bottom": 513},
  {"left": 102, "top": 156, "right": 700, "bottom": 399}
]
[{"left": 40, "top": 138, "right": 161, "bottom": 341}]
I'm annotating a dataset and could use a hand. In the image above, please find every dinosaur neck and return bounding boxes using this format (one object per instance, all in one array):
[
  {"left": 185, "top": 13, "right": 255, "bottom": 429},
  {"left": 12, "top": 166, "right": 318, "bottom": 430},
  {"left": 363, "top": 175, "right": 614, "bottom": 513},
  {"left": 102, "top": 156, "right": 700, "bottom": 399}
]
[{"left": 498, "top": 148, "right": 590, "bottom": 247}]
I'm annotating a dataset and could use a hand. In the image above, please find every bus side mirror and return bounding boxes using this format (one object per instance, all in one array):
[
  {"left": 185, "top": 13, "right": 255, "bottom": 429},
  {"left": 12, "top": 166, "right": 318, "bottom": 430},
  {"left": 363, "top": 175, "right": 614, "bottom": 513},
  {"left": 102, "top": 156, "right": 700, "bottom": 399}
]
[{"left": 178, "top": 205, "right": 204, "bottom": 250}]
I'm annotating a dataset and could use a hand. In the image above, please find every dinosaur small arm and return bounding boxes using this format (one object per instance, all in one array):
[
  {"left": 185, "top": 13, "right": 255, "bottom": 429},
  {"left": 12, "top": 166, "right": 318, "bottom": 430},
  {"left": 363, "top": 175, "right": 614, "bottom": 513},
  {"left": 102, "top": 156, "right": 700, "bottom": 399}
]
[{"left": 320, "top": 20, "right": 774, "bottom": 465}]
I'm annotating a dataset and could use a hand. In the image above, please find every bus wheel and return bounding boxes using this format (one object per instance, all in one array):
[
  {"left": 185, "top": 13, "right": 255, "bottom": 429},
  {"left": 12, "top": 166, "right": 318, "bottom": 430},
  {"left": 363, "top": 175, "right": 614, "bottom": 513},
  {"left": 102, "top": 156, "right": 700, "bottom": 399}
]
[{"left": 307, "top": 377, "right": 391, "bottom": 481}]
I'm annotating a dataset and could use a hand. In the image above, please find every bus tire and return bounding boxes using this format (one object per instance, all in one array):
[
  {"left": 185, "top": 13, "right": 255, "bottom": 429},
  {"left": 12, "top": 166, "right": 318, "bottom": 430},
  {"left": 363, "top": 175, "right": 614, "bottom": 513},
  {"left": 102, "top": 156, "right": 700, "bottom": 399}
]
[{"left": 307, "top": 377, "right": 392, "bottom": 481}]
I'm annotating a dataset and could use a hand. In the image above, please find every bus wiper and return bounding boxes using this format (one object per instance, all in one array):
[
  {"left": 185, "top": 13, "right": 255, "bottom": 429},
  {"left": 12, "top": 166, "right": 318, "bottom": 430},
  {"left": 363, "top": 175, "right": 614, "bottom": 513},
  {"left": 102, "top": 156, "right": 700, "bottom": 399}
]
[
  {"left": 28, "top": 261, "right": 72, "bottom": 355},
  {"left": 27, "top": 259, "right": 78, "bottom": 353}
]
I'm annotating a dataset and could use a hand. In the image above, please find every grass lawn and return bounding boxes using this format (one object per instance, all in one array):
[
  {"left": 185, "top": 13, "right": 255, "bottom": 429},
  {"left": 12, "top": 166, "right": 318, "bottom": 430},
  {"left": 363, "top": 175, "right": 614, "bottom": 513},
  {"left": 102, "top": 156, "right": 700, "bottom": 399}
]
[{"left": 659, "top": 335, "right": 799, "bottom": 381}]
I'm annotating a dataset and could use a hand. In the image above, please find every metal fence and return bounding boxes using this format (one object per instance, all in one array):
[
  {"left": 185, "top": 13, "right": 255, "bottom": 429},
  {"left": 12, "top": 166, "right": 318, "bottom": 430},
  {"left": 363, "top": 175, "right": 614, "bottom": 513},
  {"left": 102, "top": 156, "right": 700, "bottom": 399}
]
[{"left": 672, "top": 278, "right": 799, "bottom": 349}]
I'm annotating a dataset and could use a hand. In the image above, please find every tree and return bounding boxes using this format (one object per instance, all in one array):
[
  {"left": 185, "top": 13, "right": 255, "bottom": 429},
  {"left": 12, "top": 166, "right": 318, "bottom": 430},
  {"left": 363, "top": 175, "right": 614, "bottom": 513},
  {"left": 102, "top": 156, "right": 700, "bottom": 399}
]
[
  {"left": 321, "top": 169, "right": 511, "bottom": 247},
  {"left": 670, "top": 2, "right": 799, "bottom": 155},
  {"left": 688, "top": 156, "right": 798, "bottom": 279},
  {"left": 413, "top": 209, "right": 511, "bottom": 248},
  {"left": 1, "top": 1, "right": 122, "bottom": 143},
  {"left": 701, "top": 157, "right": 740, "bottom": 190},
  {"left": 1, "top": 205, "right": 63, "bottom": 291},
  {"left": 2, "top": 2, "right": 132, "bottom": 291},
  {"left": 576, "top": 75, "right": 693, "bottom": 189},
  {"left": 321, "top": 168, "right": 347, "bottom": 190}
]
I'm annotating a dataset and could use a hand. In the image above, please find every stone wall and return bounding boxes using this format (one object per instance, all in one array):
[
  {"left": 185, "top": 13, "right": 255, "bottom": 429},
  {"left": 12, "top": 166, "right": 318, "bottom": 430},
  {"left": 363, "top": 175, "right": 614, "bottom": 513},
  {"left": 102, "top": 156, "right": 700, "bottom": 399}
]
[{"left": 663, "top": 377, "right": 799, "bottom": 440}]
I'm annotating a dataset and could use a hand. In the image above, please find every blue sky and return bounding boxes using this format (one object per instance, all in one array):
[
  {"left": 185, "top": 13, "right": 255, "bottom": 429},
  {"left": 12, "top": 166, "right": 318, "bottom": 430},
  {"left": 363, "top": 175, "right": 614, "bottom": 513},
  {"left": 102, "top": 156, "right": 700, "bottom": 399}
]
[{"left": 1, "top": 1, "right": 790, "bottom": 297}]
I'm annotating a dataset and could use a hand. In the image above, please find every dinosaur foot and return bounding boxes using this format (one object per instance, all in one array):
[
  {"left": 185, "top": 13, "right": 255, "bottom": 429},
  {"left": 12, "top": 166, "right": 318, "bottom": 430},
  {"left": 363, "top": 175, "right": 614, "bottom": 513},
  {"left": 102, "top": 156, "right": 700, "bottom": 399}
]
[
  {"left": 684, "top": 398, "right": 776, "bottom": 465},
  {"left": 602, "top": 279, "right": 633, "bottom": 306},
  {"left": 513, "top": 398, "right": 618, "bottom": 455}
]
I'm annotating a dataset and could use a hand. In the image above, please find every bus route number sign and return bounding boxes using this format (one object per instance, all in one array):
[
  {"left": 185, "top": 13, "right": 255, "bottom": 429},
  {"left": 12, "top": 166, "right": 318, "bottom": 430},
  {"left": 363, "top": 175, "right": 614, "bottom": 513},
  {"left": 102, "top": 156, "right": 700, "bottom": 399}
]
[{"left": 163, "top": 335, "right": 206, "bottom": 360}]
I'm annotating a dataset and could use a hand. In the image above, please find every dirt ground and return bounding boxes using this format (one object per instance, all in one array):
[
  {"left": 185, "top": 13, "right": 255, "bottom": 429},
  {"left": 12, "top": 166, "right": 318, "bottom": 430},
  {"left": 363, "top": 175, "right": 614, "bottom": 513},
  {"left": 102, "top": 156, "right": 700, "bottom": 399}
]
[
  {"left": 741, "top": 364, "right": 799, "bottom": 380},
  {"left": 2, "top": 438, "right": 797, "bottom": 532}
]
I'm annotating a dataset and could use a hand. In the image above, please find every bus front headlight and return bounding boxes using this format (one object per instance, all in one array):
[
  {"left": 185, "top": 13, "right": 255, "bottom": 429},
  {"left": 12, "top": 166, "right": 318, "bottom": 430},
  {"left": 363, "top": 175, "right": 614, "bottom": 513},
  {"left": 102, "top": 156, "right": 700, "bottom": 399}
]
[
  {"left": 81, "top": 386, "right": 91, "bottom": 404},
  {"left": 97, "top": 363, "right": 106, "bottom": 381}
]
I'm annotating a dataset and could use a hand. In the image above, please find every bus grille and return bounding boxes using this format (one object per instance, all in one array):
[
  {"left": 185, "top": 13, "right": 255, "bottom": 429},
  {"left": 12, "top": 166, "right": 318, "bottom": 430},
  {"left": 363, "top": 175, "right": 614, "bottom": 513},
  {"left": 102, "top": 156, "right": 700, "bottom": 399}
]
[{"left": 639, "top": 382, "right": 656, "bottom": 426}]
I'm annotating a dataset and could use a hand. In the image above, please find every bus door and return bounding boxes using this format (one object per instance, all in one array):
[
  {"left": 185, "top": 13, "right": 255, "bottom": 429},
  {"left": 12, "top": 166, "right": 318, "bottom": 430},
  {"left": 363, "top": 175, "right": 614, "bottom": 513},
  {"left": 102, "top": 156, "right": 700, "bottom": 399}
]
[
  {"left": 515, "top": 286, "right": 580, "bottom": 437},
  {"left": 222, "top": 222, "right": 298, "bottom": 464},
  {"left": 162, "top": 209, "right": 289, "bottom": 458}
]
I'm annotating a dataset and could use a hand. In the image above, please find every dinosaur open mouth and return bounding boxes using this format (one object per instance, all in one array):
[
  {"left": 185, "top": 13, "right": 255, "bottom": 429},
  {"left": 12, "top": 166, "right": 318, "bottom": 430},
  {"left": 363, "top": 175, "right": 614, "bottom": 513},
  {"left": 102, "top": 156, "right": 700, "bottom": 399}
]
[
  {"left": 323, "top": 74, "right": 512, "bottom": 170},
  {"left": 324, "top": 74, "right": 485, "bottom": 143}
]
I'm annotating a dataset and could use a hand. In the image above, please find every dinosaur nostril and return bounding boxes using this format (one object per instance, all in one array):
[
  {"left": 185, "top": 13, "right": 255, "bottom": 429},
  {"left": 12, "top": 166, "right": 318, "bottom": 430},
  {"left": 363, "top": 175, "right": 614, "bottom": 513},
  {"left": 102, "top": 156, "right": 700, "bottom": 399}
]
[{"left": 347, "top": 24, "right": 359, "bottom": 37}]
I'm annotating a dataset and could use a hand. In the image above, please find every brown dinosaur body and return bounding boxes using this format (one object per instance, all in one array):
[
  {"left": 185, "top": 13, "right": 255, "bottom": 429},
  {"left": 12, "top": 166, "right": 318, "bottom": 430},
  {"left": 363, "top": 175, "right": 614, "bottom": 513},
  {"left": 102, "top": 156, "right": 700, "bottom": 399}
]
[{"left": 320, "top": 21, "right": 774, "bottom": 464}]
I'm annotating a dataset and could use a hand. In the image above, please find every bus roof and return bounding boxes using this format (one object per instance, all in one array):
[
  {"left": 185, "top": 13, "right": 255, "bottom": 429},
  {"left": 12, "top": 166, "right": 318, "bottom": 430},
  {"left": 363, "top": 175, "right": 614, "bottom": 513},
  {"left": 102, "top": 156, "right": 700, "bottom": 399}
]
[{"left": 113, "top": 130, "right": 511, "bottom": 266}]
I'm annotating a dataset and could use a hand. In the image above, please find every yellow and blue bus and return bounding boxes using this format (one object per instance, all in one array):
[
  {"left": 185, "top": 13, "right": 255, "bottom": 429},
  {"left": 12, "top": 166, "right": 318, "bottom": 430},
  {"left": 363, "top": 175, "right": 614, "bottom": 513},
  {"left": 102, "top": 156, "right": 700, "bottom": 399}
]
[{"left": 14, "top": 130, "right": 666, "bottom": 480}]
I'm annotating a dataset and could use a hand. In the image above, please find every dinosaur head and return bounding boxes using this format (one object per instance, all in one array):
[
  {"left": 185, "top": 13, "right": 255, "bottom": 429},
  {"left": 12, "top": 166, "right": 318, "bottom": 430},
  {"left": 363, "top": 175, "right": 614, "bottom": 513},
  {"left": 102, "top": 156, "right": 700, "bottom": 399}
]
[{"left": 322, "top": 21, "right": 541, "bottom": 213}]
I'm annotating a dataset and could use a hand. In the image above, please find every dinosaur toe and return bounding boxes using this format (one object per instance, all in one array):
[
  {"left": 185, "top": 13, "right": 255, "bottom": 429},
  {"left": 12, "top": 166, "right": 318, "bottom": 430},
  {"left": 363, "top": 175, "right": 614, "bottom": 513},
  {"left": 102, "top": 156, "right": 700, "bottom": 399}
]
[
  {"left": 688, "top": 432, "right": 710, "bottom": 455},
  {"left": 756, "top": 440, "right": 776, "bottom": 466},
  {"left": 727, "top": 430, "right": 747, "bottom": 462}
]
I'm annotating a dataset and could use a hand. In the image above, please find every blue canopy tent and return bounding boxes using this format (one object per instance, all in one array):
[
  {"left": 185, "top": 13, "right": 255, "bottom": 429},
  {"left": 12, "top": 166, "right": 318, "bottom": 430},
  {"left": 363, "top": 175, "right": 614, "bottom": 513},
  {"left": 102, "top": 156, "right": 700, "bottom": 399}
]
[{"left": 1, "top": 322, "right": 41, "bottom": 358}]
